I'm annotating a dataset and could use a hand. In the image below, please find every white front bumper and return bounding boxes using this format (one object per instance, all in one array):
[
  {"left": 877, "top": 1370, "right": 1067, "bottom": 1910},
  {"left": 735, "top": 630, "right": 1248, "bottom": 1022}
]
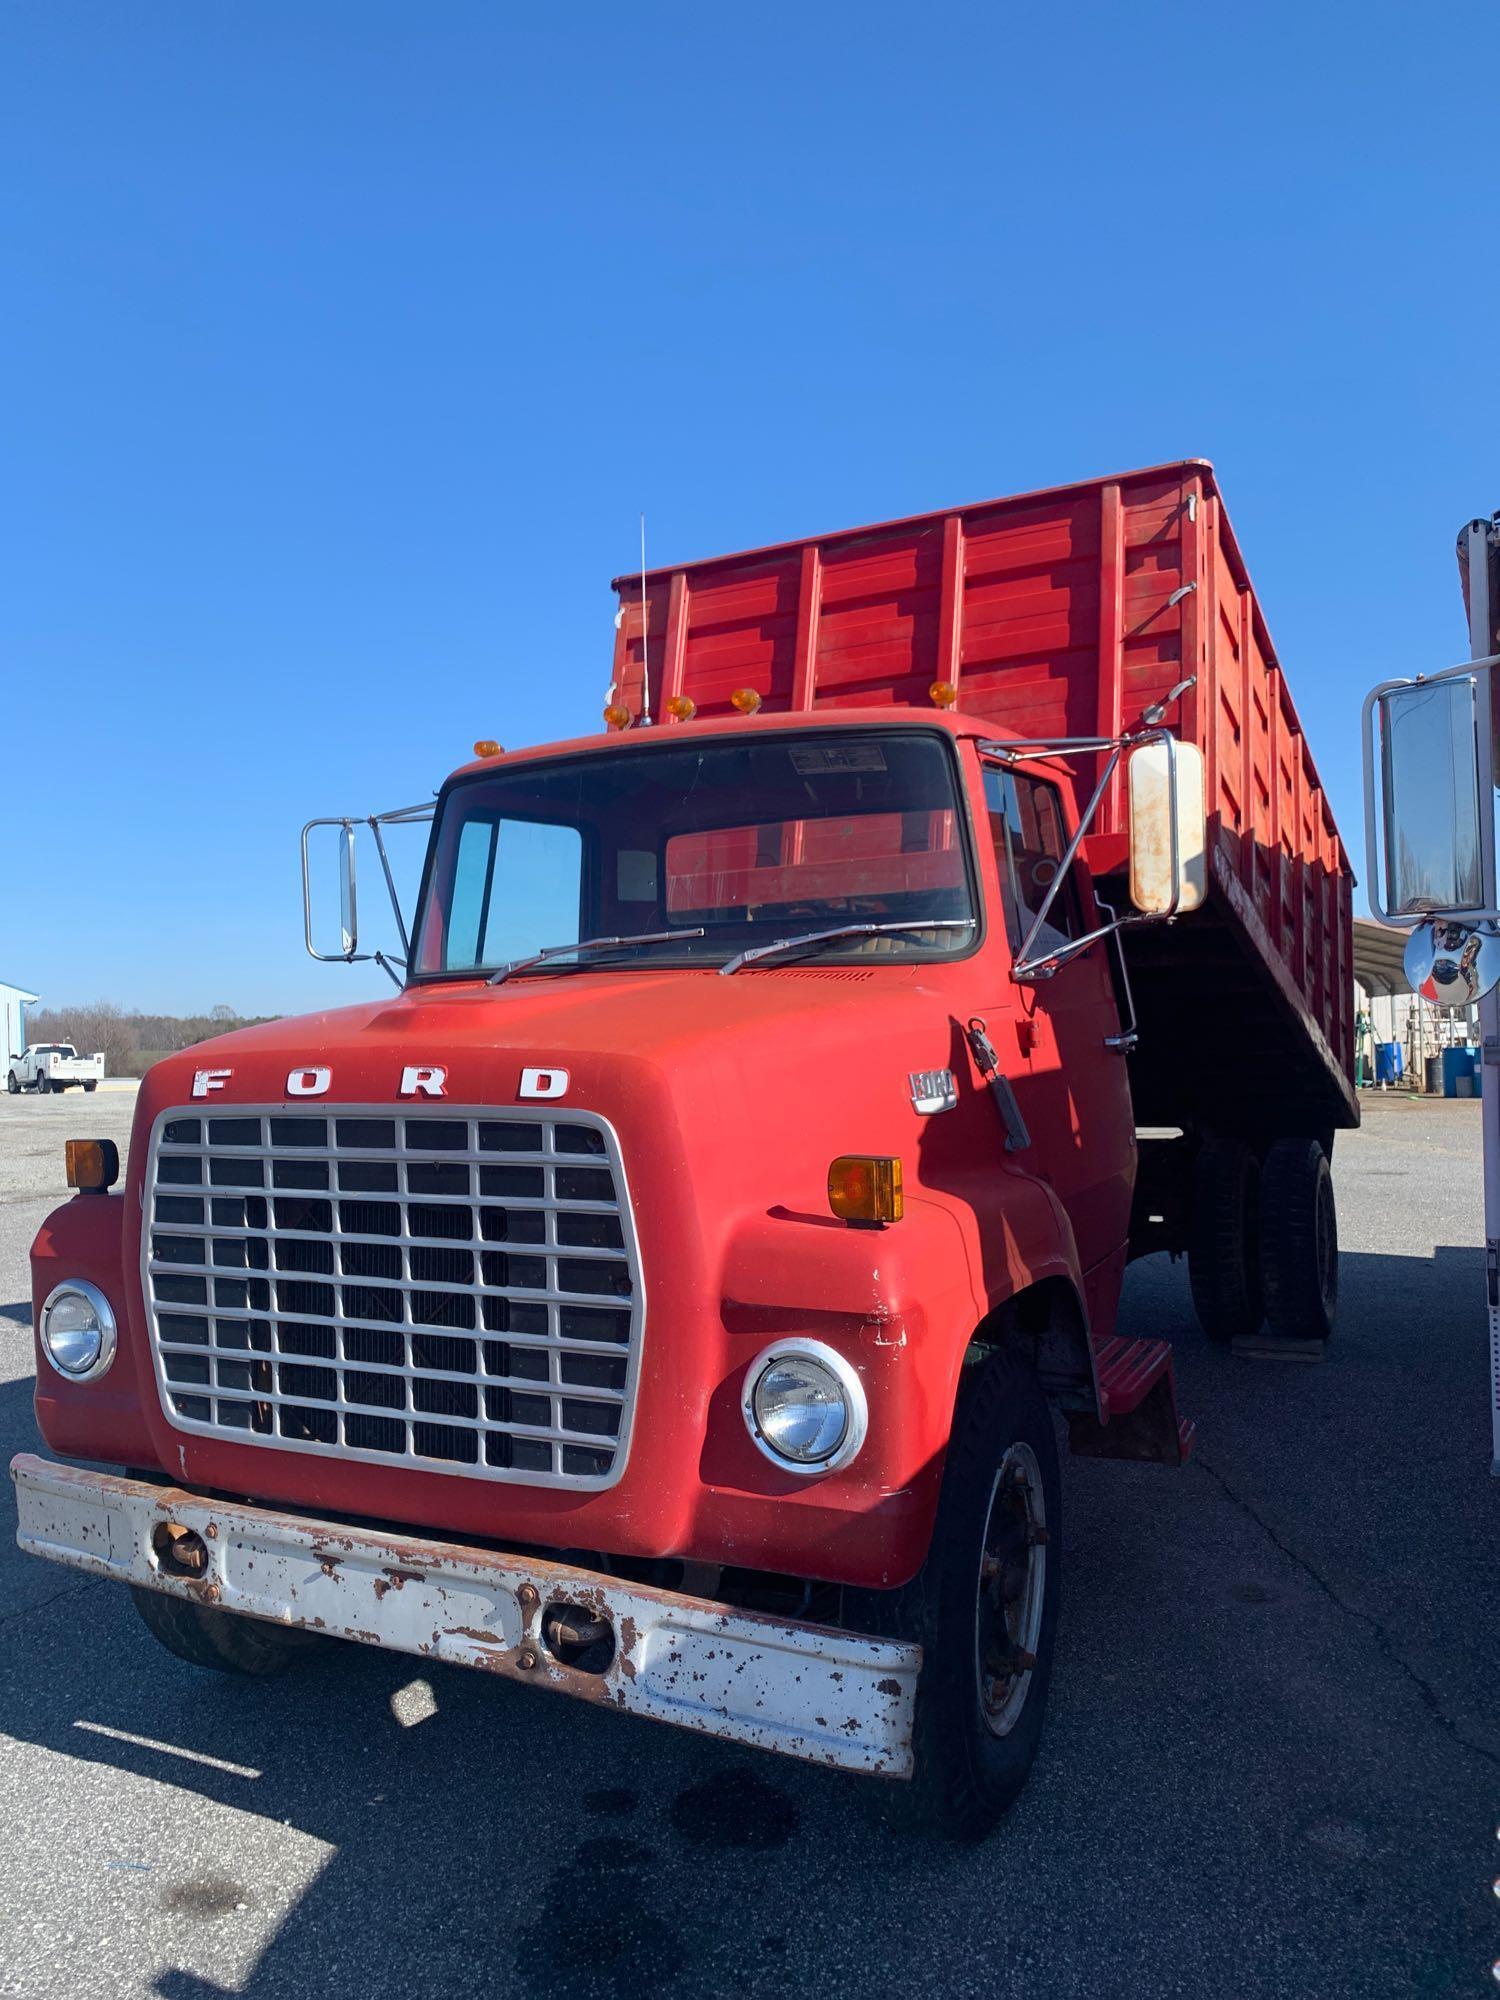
[{"left": 10, "top": 1454, "right": 919, "bottom": 1778}]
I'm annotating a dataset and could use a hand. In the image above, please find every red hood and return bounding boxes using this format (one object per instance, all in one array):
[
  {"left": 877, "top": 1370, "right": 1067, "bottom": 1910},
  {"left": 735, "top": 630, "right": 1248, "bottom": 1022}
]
[{"left": 139, "top": 964, "right": 966, "bottom": 1115}]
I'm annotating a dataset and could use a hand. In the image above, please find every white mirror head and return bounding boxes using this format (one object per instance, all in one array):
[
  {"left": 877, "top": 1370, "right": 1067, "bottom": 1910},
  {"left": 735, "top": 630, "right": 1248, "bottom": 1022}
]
[
  {"left": 1127, "top": 738, "right": 1207, "bottom": 917},
  {"left": 1403, "top": 917, "right": 1500, "bottom": 1007}
]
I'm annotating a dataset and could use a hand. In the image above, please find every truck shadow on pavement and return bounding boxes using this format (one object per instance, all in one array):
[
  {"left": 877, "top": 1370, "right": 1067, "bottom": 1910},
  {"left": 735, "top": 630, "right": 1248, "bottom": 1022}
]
[{"left": 2, "top": 1241, "right": 1497, "bottom": 2000}]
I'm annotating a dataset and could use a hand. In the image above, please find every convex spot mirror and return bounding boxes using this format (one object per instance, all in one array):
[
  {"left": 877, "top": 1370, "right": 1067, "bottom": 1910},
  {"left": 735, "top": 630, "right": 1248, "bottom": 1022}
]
[
  {"left": 1127, "top": 739, "right": 1206, "bottom": 917},
  {"left": 1404, "top": 918, "right": 1500, "bottom": 1007}
]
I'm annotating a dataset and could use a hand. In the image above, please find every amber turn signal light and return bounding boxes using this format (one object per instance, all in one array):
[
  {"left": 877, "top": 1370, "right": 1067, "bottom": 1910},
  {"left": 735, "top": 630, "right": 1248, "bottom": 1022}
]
[
  {"left": 602, "top": 703, "right": 634, "bottom": 731},
  {"left": 664, "top": 694, "right": 697, "bottom": 721},
  {"left": 929, "top": 680, "right": 958, "bottom": 709},
  {"left": 827, "top": 1155, "right": 903, "bottom": 1226},
  {"left": 729, "top": 687, "right": 763, "bottom": 715},
  {"left": 472, "top": 738, "right": 503, "bottom": 759},
  {"left": 66, "top": 1139, "right": 120, "bottom": 1194}
]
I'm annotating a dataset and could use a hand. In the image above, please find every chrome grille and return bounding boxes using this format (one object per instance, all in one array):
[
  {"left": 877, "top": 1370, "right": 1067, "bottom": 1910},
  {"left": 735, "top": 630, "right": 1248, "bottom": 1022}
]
[{"left": 141, "top": 1105, "right": 643, "bottom": 1489}]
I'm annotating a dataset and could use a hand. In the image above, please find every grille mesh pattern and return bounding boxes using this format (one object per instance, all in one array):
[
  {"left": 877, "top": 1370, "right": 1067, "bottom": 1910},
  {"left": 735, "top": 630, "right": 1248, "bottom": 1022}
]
[{"left": 142, "top": 1106, "right": 642, "bottom": 1488}]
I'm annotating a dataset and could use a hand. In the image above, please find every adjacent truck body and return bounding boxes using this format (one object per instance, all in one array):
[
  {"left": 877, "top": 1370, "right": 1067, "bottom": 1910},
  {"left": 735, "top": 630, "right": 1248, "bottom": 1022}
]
[
  {"left": 16, "top": 461, "right": 1354, "bottom": 1834},
  {"left": 8, "top": 1044, "right": 104, "bottom": 1095}
]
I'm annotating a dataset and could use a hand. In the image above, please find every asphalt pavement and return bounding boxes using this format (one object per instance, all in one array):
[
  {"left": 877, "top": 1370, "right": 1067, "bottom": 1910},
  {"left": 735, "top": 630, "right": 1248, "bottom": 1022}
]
[{"left": 1, "top": 1083, "right": 1496, "bottom": 1997}]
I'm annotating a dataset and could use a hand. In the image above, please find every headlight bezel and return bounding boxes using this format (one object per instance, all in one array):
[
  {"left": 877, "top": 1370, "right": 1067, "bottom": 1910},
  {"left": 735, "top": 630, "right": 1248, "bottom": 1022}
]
[
  {"left": 741, "top": 1338, "right": 868, "bottom": 1477},
  {"left": 39, "top": 1279, "right": 118, "bottom": 1382}
]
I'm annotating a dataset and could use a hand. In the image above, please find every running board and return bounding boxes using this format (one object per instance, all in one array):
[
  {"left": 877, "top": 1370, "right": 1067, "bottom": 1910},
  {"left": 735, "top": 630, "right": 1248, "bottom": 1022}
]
[{"left": 1067, "top": 1335, "right": 1195, "bottom": 1465}]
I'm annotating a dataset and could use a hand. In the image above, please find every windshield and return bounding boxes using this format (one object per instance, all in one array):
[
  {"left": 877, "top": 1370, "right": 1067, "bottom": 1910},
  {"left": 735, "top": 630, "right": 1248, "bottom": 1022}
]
[{"left": 412, "top": 729, "right": 977, "bottom": 978}]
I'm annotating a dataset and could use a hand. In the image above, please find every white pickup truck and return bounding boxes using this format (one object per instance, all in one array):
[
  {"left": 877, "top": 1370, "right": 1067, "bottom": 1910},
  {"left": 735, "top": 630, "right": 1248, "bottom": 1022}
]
[{"left": 6, "top": 1044, "right": 105, "bottom": 1095}]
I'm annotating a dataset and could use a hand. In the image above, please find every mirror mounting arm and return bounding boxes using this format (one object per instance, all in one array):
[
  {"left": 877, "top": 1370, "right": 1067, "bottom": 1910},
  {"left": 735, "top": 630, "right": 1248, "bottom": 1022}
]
[
  {"left": 301, "top": 802, "right": 434, "bottom": 971},
  {"left": 1013, "top": 909, "right": 1151, "bottom": 984}
]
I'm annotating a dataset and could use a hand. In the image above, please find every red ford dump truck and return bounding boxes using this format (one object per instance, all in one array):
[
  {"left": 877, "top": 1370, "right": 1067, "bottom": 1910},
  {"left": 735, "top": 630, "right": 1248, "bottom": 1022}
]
[{"left": 16, "top": 461, "right": 1354, "bottom": 1836}]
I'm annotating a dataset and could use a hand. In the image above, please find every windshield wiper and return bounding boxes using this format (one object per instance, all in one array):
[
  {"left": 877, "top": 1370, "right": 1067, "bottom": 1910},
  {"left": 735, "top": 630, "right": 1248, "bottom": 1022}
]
[
  {"left": 719, "top": 918, "right": 975, "bottom": 976},
  {"left": 487, "top": 928, "right": 706, "bottom": 987}
]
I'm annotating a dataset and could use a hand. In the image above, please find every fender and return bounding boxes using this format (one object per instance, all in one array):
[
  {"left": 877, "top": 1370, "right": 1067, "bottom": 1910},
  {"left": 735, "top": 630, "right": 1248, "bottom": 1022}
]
[
  {"left": 30, "top": 1193, "right": 160, "bottom": 1469},
  {"left": 710, "top": 1162, "right": 1092, "bottom": 1588}
]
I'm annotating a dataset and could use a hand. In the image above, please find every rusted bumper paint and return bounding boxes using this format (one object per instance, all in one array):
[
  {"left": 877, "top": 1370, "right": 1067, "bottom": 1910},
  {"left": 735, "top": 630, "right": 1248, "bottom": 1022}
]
[{"left": 10, "top": 1454, "right": 919, "bottom": 1777}]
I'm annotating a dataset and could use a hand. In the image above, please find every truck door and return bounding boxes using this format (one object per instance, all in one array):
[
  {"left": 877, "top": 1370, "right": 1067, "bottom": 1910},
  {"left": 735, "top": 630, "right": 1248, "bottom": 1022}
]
[{"left": 980, "top": 762, "right": 1136, "bottom": 1281}]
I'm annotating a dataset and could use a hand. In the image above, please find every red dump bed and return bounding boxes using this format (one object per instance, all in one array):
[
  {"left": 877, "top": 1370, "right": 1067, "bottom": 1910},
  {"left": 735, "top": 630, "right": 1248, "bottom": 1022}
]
[{"left": 610, "top": 461, "right": 1356, "bottom": 1131}]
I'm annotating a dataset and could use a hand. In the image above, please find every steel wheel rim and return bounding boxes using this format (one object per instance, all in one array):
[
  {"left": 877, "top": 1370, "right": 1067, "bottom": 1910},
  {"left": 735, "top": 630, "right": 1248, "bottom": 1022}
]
[{"left": 976, "top": 1440, "right": 1046, "bottom": 1739}]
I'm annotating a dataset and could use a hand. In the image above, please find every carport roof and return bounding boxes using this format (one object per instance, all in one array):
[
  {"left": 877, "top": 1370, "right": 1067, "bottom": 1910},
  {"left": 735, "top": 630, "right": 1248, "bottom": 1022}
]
[
  {"left": 1353, "top": 918, "right": 1413, "bottom": 996},
  {"left": 0, "top": 981, "right": 38, "bottom": 1003}
]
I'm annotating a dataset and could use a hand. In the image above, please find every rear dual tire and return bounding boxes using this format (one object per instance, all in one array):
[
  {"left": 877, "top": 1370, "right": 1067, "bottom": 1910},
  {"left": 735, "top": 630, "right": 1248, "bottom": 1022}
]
[
  {"left": 1259, "top": 1137, "right": 1338, "bottom": 1344},
  {"left": 1188, "top": 1133, "right": 1338, "bottom": 1348},
  {"left": 1189, "top": 1139, "right": 1263, "bottom": 1343}
]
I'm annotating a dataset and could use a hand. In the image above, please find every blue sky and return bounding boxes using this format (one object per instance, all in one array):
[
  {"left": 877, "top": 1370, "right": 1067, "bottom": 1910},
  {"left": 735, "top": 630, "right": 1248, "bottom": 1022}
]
[{"left": 5, "top": 2, "right": 1498, "bottom": 1016}]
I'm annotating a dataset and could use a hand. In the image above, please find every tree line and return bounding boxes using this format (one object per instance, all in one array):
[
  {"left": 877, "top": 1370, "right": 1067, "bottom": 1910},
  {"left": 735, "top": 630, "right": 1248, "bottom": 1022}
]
[{"left": 24, "top": 1002, "right": 279, "bottom": 1079}]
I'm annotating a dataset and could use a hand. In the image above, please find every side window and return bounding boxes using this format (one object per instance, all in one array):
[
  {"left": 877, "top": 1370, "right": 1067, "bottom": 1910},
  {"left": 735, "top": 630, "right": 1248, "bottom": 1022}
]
[
  {"left": 982, "top": 766, "right": 1085, "bottom": 951},
  {"left": 443, "top": 817, "right": 584, "bottom": 971}
]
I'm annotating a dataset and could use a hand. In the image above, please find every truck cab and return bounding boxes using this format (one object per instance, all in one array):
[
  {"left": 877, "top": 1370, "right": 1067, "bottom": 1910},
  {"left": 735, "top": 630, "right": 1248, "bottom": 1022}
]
[{"left": 16, "top": 463, "right": 1354, "bottom": 1837}]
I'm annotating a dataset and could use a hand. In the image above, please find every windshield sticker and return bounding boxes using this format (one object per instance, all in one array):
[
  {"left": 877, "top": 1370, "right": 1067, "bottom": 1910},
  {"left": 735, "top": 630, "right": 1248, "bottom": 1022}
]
[{"left": 788, "top": 744, "right": 889, "bottom": 776}]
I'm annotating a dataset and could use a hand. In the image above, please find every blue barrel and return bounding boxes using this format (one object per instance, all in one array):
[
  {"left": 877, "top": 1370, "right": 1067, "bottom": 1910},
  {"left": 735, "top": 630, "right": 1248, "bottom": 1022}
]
[
  {"left": 1442, "top": 1046, "right": 1475, "bottom": 1098},
  {"left": 1375, "top": 1041, "right": 1403, "bottom": 1085}
]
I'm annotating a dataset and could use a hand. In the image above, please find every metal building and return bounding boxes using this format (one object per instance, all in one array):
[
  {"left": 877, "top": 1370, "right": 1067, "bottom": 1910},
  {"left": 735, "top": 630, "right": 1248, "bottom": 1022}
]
[{"left": 1, "top": 980, "right": 39, "bottom": 1068}]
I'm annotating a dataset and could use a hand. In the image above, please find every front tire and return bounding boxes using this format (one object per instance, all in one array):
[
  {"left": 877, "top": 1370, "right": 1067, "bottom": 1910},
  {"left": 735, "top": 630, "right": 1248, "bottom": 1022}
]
[
  {"left": 858, "top": 1346, "right": 1060, "bottom": 1840},
  {"left": 130, "top": 1585, "right": 329, "bottom": 1676},
  {"left": 5, "top": 1070, "right": 16, "bottom": 1095}
]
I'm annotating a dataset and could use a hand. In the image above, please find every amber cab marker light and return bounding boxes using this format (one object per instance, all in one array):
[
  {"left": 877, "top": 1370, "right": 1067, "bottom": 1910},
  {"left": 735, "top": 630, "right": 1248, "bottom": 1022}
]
[
  {"left": 929, "top": 680, "right": 958, "bottom": 709},
  {"left": 729, "top": 687, "right": 763, "bottom": 715},
  {"left": 664, "top": 694, "right": 697, "bottom": 721},
  {"left": 472, "top": 738, "right": 503, "bottom": 759},
  {"left": 827, "top": 1155, "right": 903, "bottom": 1227},
  {"left": 603, "top": 703, "right": 634, "bottom": 731},
  {"left": 65, "top": 1139, "right": 120, "bottom": 1194}
]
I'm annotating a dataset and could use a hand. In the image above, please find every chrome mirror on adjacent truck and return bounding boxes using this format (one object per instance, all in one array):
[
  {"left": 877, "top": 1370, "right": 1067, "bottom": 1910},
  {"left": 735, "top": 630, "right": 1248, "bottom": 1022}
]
[
  {"left": 301, "top": 802, "right": 435, "bottom": 987},
  {"left": 1362, "top": 650, "right": 1500, "bottom": 1007},
  {"left": 1363, "top": 668, "right": 1493, "bottom": 922}
]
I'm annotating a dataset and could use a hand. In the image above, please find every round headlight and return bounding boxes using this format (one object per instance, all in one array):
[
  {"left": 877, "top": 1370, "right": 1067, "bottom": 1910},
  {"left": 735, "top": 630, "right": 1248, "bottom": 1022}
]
[
  {"left": 743, "top": 1341, "right": 867, "bottom": 1475},
  {"left": 39, "top": 1280, "right": 118, "bottom": 1381}
]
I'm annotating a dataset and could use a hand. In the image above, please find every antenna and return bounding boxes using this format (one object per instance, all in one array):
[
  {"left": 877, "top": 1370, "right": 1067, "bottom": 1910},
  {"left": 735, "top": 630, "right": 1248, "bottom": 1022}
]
[{"left": 639, "top": 513, "right": 653, "bottom": 726}]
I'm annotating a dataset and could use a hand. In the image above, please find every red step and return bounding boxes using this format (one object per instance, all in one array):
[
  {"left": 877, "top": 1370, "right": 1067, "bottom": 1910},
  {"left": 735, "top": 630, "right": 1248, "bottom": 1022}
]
[
  {"left": 1067, "top": 1336, "right": 1195, "bottom": 1465},
  {"left": 1092, "top": 1334, "right": 1170, "bottom": 1419}
]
